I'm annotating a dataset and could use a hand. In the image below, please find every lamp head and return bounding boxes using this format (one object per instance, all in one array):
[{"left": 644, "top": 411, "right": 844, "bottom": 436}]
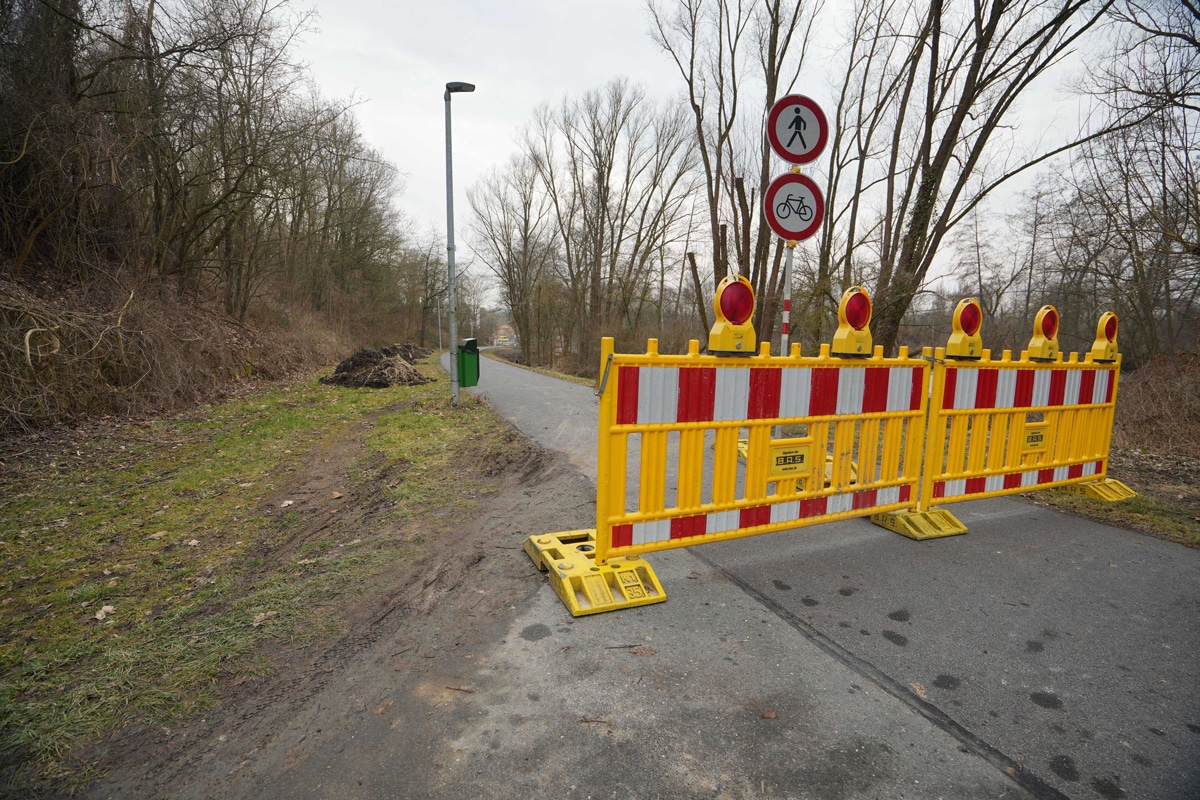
[{"left": 446, "top": 81, "right": 476, "bottom": 98}]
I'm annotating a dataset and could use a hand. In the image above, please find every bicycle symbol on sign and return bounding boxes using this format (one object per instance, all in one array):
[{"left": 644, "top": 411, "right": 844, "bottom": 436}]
[{"left": 776, "top": 193, "right": 813, "bottom": 222}]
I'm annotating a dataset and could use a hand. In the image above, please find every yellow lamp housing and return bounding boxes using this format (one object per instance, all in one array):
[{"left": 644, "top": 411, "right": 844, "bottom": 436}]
[
  {"left": 946, "top": 298, "right": 984, "bottom": 360},
  {"left": 1027, "top": 305, "right": 1061, "bottom": 362},
  {"left": 1089, "top": 312, "right": 1119, "bottom": 362},
  {"left": 708, "top": 274, "right": 757, "bottom": 355},
  {"left": 831, "top": 286, "right": 873, "bottom": 357}
]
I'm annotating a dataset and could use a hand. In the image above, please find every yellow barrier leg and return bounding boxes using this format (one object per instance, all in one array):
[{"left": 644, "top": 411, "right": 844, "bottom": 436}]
[
  {"left": 524, "top": 531, "right": 666, "bottom": 617},
  {"left": 870, "top": 508, "right": 968, "bottom": 540},
  {"left": 1066, "top": 479, "right": 1138, "bottom": 503}
]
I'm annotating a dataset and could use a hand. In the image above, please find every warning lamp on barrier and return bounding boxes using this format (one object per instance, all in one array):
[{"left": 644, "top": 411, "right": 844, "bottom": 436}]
[
  {"left": 1027, "top": 305, "right": 1060, "bottom": 361},
  {"left": 1090, "top": 311, "right": 1119, "bottom": 362},
  {"left": 946, "top": 297, "right": 984, "bottom": 360},
  {"left": 831, "top": 286, "right": 872, "bottom": 357},
  {"left": 709, "top": 274, "right": 757, "bottom": 355}
]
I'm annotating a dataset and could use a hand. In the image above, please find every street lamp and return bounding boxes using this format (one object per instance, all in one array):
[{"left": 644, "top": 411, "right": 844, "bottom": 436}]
[{"left": 444, "top": 80, "right": 475, "bottom": 405}]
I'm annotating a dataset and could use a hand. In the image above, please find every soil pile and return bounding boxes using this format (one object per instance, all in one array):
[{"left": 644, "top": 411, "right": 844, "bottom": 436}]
[{"left": 320, "top": 345, "right": 433, "bottom": 389}]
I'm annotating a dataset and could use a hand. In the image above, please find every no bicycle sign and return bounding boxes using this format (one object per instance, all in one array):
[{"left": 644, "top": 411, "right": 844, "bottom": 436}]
[{"left": 763, "top": 172, "right": 823, "bottom": 242}]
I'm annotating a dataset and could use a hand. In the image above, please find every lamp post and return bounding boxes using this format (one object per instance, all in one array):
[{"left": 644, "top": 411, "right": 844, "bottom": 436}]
[{"left": 444, "top": 80, "right": 474, "bottom": 405}]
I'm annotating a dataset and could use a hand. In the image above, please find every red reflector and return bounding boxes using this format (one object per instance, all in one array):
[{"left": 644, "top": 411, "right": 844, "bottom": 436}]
[
  {"left": 1041, "top": 308, "right": 1059, "bottom": 339},
  {"left": 846, "top": 292, "right": 871, "bottom": 330},
  {"left": 959, "top": 302, "right": 981, "bottom": 337},
  {"left": 720, "top": 282, "right": 754, "bottom": 325},
  {"left": 1104, "top": 315, "right": 1117, "bottom": 342}
]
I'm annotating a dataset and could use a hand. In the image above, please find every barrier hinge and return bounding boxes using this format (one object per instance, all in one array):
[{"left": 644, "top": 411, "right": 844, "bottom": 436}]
[{"left": 595, "top": 353, "right": 614, "bottom": 397}]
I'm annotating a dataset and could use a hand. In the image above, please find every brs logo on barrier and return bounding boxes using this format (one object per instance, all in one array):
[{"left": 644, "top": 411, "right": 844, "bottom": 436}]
[{"left": 770, "top": 442, "right": 810, "bottom": 476}]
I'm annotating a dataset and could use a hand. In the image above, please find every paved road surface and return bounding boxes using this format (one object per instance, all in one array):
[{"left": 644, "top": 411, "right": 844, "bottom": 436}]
[{"left": 458, "top": 351, "right": 1200, "bottom": 800}]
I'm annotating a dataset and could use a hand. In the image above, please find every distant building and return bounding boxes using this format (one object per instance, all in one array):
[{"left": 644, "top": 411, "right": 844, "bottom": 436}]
[{"left": 493, "top": 324, "right": 517, "bottom": 348}]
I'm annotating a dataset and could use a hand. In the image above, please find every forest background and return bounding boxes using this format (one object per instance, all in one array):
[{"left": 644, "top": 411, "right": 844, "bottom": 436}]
[{"left": 1, "top": 0, "right": 1196, "bottom": 443}]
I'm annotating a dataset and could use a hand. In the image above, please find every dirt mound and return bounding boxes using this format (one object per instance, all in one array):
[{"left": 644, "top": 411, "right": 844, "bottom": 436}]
[{"left": 320, "top": 346, "right": 433, "bottom": 389}]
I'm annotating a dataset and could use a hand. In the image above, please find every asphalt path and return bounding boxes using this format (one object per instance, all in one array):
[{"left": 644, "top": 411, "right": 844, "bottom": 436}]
[{"left": 455, "top": 351, "right": 1200, "bottom": 800}]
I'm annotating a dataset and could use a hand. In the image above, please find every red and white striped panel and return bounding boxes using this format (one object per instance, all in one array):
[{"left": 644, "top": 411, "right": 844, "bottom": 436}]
[
  {"left": 942, "top": 367, "right": 1115, "bottom": 411},
  {"left": 615, "top": 364, "right": 924, "bottom": 425},
  {"left": 932, "top": 460, "right": 1104, "bottom": 499},
  {"left": 611, "top": 485, "right": 914, "bottom": 548}
]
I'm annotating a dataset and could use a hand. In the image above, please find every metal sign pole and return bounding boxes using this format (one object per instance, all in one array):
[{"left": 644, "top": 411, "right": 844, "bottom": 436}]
[
  {"left": 444, "top": 89, "right": 460, "bottom": 405},
  {"left": 443, "top": 81, "right": 475, "bottom": 406},
  {"left": 780, "top": 241, "right": 795, "bottom": 355}
]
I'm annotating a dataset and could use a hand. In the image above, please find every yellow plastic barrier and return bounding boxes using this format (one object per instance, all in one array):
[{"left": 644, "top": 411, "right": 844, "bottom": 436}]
[
  {"left": 922, "top": 348, "right": 1121, "bottom": 501},
  {"left": 875, "top": 302, "right": 1135, "bottom": 537},
  {"left": 593, "top": 337, "right": 930, "bottom": 564},
  {"left": 525, "top": 289, "right": 1133, "bottom": 615}
]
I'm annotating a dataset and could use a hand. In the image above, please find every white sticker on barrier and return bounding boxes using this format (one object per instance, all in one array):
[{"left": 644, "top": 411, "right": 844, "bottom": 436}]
[
  {"left": 1063, "top": 370, "right": 1082, "bottom": 406},
  {"left": 1031, "top": 371, "right": 1052, "bottom": 407},
  {"left": 638, "top": 367, "right": 680, "bottom": 424},
  {"left": 779, "top": 368, "right": 813, "bottom": 418},
  {"left": 836, "top": 368, "right": 865, "bottom": 415},
  {"left": 714, "top": 367, "right": 750, "bottom": 422},
  {"left": 954, "top": 369, "right": 978, "bottom": 410}
]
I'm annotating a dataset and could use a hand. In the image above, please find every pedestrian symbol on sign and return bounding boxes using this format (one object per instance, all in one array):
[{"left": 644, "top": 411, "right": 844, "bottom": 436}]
[{"left": 787, "top": 108, "right": 807, "bottom": 150}]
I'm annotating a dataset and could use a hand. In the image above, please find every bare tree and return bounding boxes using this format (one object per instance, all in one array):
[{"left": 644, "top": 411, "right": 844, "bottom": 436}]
[
  {"left": 820, "top": 0, "right": 1121, "bottom": 354},
  {"left": 523, "top": 78, "right": 697, "bottom": 365},
  {"left": 649, "top": 0, "right": 819, "bottom": 346},
  {"left": 469, "top": 154, "right": 556, "bottom": 365}
]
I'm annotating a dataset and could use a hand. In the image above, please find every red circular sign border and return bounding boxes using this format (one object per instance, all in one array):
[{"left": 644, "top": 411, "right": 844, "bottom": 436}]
[
  {"left": 763, "top": 173, "right": 824, "bottom": 241},
  {"left": 767, "top": 95, "right": 828, "bottom": 165}
]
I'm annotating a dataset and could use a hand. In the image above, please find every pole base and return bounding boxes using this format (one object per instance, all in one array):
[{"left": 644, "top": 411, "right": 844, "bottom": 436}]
[
  {"left": 871, "top": 508, "right": 968, "bottom": 540},
  {"left": 524, "top": 530, "right": 666, "bottom": 617},
  {"left": 1067, "top": 478, "right": 1137, "bottom": 503}
]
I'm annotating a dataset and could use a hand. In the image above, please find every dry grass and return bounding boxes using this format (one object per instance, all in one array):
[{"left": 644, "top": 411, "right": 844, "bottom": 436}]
[
  {"left": 0, "top": 278, "right": 344, "bottom": 436},
  {"left": 1112, "top": 354, "right": 1200, "bottom": 458}
]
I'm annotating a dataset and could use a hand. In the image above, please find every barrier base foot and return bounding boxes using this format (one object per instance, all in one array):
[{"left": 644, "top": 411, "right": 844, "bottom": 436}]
[
  {"left": 1067, "top": 478, "right": 1137, "bottom": 503},
  {"left": 871, "top": 508, "right": 968, "bottom": 540},
  {"left": 524, "top": 530, "right": 666, "bottom": 617}
]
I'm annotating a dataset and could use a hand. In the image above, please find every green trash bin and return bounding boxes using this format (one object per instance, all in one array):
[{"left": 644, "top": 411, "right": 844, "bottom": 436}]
[{"left": 457, "top": 338, "right": 479, "bottom": 388}]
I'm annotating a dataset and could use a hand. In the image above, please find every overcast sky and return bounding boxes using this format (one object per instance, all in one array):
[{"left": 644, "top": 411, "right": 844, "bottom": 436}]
[
  {"left": 295, "top": 0, "right": 1090, "bottom": 279},
  {"left": 296, "top": 0, "right": 692, "bottom": 236}
]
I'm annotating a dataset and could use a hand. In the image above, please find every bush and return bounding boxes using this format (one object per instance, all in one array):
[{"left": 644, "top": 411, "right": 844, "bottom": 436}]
[
  {"left": 0, "top": 277, "right": 344, "bottom": 434},
  {"left": 1113, "top": 354, "right": 1200, "bottom": 458}
]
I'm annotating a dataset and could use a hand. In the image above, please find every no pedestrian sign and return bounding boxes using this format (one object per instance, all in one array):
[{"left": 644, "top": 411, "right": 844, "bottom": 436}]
[
  {"left": 767, "top": 95, "right": 828, "bottom": 165},
  {"left": 763, "top": 172, "right": 824, "bottom": 242}
]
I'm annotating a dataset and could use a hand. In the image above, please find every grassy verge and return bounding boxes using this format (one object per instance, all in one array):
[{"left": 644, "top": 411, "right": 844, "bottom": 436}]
[
  {"left": 1034, "top": 486, "right": 1200, "bottom": 547},
  {"left": 0, "top": 361, "right": 514, "bottom": 788}
]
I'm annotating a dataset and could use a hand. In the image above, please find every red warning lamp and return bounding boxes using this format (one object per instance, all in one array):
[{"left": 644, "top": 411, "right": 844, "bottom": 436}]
[
  {"left": 960, "top": 302, "right": 981, "bottom": 337},
  {"left": 832, "top": 286, "right": 873, "bottom": 357},
  {"left": 1090, "top": 311, "right": 1119, "bottom": 362},
  {"left": 946, "top": 298, "right": 984, "bottom": 360},
  {"left": 844, "top": 290, "right": 871, "bottom": 330},
  {"left": 719, "top": 279, "right": 755, "bottom": 326},
  {"left": 1027, "top": 305, "right": 1061, "bottom": 362},
  {"left": 1041, "top": 307, "right": 1059, "bottom": 339},
  {"left": 709, "top": 274, "right": 757, "bottom": 355}
]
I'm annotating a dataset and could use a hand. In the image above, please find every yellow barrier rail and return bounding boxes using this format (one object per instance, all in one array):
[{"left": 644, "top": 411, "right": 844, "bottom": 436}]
[
  {"left": 921, "top": 348, "right": 1121, "bottom": 506},
  {"left": 594, "top": 337, "right": 930, "bottom": 564}
]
